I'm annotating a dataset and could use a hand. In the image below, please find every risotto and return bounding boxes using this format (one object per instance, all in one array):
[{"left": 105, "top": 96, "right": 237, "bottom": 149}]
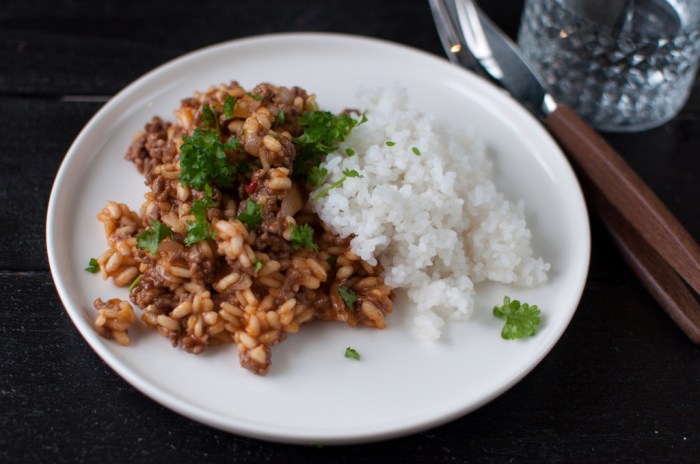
[{"left": 93, "top": 82, "right": 393, "bottom": 375}]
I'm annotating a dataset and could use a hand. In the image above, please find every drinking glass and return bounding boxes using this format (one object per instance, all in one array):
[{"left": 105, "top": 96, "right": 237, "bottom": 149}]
[{"left": 518, "top": 0, "right": 700, "bottom": 132}]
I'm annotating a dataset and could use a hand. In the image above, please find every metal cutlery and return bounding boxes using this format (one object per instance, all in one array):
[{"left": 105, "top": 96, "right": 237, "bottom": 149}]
[{"left": 429, "top": 0, "right": 700, "bottom": 342}]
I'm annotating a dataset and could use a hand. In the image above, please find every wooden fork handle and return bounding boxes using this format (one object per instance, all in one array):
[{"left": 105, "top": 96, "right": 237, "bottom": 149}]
[{"left": 545, "top": 104, "right": 700, "bottom": 295}]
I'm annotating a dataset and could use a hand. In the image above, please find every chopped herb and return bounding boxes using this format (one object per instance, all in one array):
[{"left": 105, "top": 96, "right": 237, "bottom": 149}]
[
  {"left": 412, "top": 146, "right": 421, "bottom": 156},
  {"left": 185, "top": 196, "right": 216, "bottom": 246},
  {"left": 128, "top": 274, "right": 144, "bottom": 292},
  {"left": 293, "top": 111, "right": 362, "bottom": 176},
  {"left": 385, "top": 141, "right": 396, "bottom": 146},
  {"left": 289, "top": 224, "right": 318, "bottom": 251},
  {"left": 345, "top": 347, "right": 361, "bottom": 361},
  {"left": 237, "top": 198, "right": 263, "bottom": 230},
  {"left": 294, "top": 111, "right": 360, "bottom": 156},
  {"left": 493, "top": 296, "right": 541, "bottom": 340},
  {"left": 224, "top": 137, "right": 241, "bottom": 151},
  {"left": 254, "top": 260, "right": 264, "bottom": 273},
  {"left": 338, "top": 286, "right": 358, "bottom": 310},
  {"left": 311, "top": 168, "right": 364, "bottom": 202},
  {"left": 179, "top": 128, "right": 237, "bottom": 191},
  {"left": 201, "top": 104, "right": 218, "bottom": 129},
  {"left": 311, "top": 177, "right": 346, "bottom": 202},
  {"left": 223, "top": 95, "right": 237, "bottom": 119},
  {"left": 275, "top": 110, "right": 285, "bottom": 125},
  {"left": 308, "top": 166, "right": 329, "bottom": 187},
  {"left": 85, "top": 258, "right": 99, "bottom": 273},
  {"left": 359, "top": 112, "right": 368, "bottom": 124},
  {"left": 345, "top": 147, "right": 356, "bottom": 157},
  {"left": 247, "top": 92, "right": 264, "bottom": 101},
  {"left": 136, "top": 220, "right": 173, "bottom": 255},
  {"left": 342, "top": 168, "right": 363, "bottom": 178}
]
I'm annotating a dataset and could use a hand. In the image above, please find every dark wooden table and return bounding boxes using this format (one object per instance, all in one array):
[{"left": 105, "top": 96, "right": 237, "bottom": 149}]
[{"left": 2, "top": 1, "right": 699, "bottom": 462}]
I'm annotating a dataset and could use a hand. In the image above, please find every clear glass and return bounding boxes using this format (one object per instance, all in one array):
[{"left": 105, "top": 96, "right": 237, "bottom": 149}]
[{"left": 518, "top": 0, "right": 700, "bottom": 132}]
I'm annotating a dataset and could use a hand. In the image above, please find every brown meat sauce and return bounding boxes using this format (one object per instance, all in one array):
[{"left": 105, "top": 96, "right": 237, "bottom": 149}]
[{"left": 94, "top": 81, "right": 394, "bottom": 375}]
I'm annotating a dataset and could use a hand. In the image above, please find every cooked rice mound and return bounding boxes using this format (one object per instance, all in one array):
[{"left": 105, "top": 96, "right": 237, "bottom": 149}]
[
  {"left": 312, "top": 86, "right": 550, "bottom": 340},
  {"left": 93, "top": 82, "right": 394, "bottom": 375}
]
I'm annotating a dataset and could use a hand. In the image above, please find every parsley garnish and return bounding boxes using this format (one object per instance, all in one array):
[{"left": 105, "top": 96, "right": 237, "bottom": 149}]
[
  {"left": 179, "top": 128, "right": 237, "bottom": 191},
  {"left": 289, "top": 224, "right": 318, "bottom": 251},
  {"left": 311, "top": 168, "right": 363, "bottom": 202},
  {"left": 136, "top": 220, "right": 173, "bottom": 255},
  {"left": 247, "top": 92, "right": 264, "bottom": 101},
  {"left": 345, "top": 347, "right": 361, "bottom": 361},
  {"left": 293, "top": 111, "right": 362, "bottom": 176},
  {"left": 345, "top": 148, "right": 356, "bottom": 157},
  {"left": 223, "top": 95, "right": 236, "bottom": 119},
  {"left": 85, "top": 258, "right": 99, "bottom": 273},
  {"left": 128, "top": 274, "right": 144, "bottom": 292},
  {"left": 201, "top": 105, "right": 218, "bottom": 129},
  {"left": 412, "top": 146, "right": 421, "bottom": 156},
  {"left": 342, "top": 169, "right": 362, "bottom": 178},
  {"left": 254, "top": 260, "right": 264, "bottom": 273},
  {"left": 275, "top": 110, "right": 285, "bottom": 125},
  {"left": 308, "top": 166, "right": 328, "bottom": 187},
  {"left": 385, "top": 141, "right": 396, "bottom": 146},
  {"left": 493, "top": 296, "right": 541, "bottom": 340},
  {"left": 224, "top": 137, "right": 241, "bottom": 151},
  {"left": 294, "top": 111, "right": 360, "bottom": 155},
  {"left": 185, "top": 196, "right": 216, "bottom": 246},
  {"left": 237, "top": 198, "right": 263, "bottom": 230},
  {"left": 338, "top": 286, "right": 357, "bottom": 310}
]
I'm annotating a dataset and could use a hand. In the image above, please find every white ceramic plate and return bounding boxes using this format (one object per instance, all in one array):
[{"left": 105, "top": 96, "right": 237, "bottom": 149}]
[{"left": 46, "top": 33, "right": 590, "bottom": 444}]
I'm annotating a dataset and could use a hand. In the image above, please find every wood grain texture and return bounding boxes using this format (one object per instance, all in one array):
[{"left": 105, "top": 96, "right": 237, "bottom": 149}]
[
  {"left": 545, "top": 104, "right": 700, "bottom": 295},
  {"left": 1, "top": 0, "right": 699, "bottom": 462}
]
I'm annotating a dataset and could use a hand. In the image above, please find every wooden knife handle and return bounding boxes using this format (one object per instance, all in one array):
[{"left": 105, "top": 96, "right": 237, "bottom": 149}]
[
  {"left": 588, "top": 180, "right": 700, "bottom": 344},
  {"left": 545, "top": 104, "right": 700, "bottom": 295}
]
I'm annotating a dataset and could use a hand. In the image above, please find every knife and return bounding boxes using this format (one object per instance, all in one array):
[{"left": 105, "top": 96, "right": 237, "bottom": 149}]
[{"left": 430, "top": 0, "right": 700, "bottom": 342}]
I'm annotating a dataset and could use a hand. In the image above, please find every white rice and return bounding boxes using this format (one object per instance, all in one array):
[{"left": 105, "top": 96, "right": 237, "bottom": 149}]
[{"left": 311, "top": 86, "right": 550, "bottom": 340}]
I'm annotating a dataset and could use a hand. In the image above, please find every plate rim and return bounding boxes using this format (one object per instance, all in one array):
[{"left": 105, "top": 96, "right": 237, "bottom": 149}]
[{"left": 46, "top": 32, "right": 591, "bottom": 444}]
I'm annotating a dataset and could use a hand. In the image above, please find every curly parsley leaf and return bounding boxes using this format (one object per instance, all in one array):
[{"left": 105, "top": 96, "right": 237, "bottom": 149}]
[
  {"left": 294, "top": 111, "right": 360, "bottom": 155},
  {"left": 342, "top": 168, "right": 363, "bottom": 178},
  {"left": 345, "top": 347, "right": 361, "bottom": 361},
  {"left": 237, "top": 198, "right": 263, "bottom": 230},
  {"left": 290, "top": 224, "right": 318, "bottom": 251},
  {"left": 493, "top": 296, "right": 541, "bottom": 340},
  {"left": 136, "top": 220, "right": 173, "bottom": 255},
  {"left": 201, "top": 105, "right": 218, "bottom": 129},
  {"left": 224, "top": 137, "right": 241, "bottom": 151},
  {"left": 338, "top": 286, "right": 358, "bottom": 311},
  {"left": 223, "top": 95, "right": 237, "bottom": 119},
  {"left": 308, "top": 166, "right": 328, "bottom": 187},
  {"left": 85, "top": 258, "right": 99, "bottom": 273},
  {"left": 345, "top": 148, "right": 356, "bottom": 157},
  {"left": 179, "top": 128, "right": 237, "bottom": 191},
  {"left": 185, "top": 196, "right": 216, "bottom": 246}
]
